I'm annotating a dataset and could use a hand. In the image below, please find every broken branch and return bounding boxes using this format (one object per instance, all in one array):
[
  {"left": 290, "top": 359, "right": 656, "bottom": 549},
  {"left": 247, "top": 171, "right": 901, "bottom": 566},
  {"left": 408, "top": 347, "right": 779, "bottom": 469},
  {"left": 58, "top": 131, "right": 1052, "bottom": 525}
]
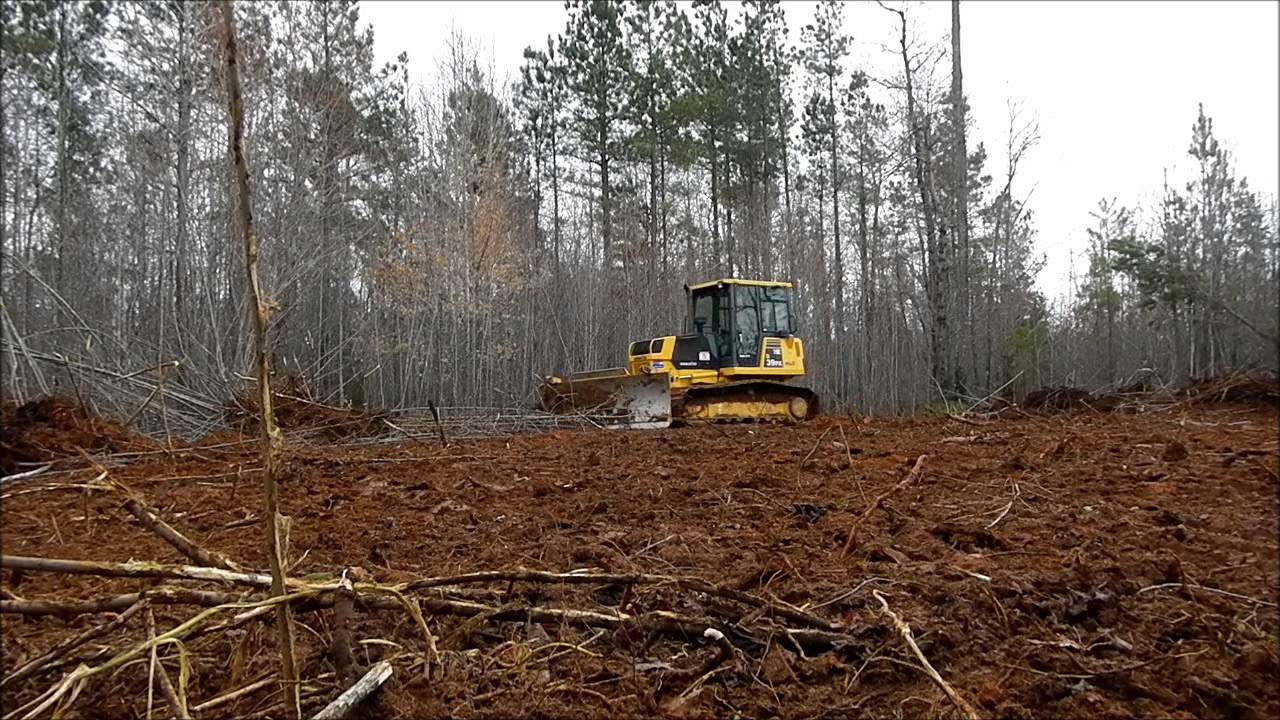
[
  {"left": 843, "top": 455, "right": 928, "bottom": 555},
  {"left": 310, "top": 660, "right": 392, "bottom": 720},
  {"left": 872, "top": 589, "right": 978, "bottom": 720},
  {"left": 123, "top": 496, "right": 244, "bottom": 572},
  {"left": 1, "top": 600, "right": 148, "bottom": 689}
]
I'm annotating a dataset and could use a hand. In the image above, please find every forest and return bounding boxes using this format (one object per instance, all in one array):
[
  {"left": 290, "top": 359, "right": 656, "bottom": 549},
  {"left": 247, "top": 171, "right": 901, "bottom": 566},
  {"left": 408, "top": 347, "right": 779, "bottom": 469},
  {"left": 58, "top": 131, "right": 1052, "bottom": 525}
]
[{"left": 2, "top": 0, "right": 1274, "bottom": 419}]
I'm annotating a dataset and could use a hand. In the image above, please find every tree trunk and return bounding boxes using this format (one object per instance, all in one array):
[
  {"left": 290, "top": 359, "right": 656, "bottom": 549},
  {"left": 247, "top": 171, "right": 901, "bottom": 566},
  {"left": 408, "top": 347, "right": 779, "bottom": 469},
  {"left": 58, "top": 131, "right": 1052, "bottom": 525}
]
[
  {"left": 174, "top": 2, "right": 193, "bottom": 334},
  {"left": 891, "top": 6, "right": 948, "bottom": 393},
  {"left": 950, "top": 0, "right": 969, "bottom": 394}
]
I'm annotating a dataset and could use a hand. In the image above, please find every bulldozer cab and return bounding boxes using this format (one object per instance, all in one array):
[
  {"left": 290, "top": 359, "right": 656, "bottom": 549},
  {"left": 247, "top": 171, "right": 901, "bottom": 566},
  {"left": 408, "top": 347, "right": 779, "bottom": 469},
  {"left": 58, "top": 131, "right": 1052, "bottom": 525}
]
[{"left": 685, "top": 279, "right": 794, "bottom": 368}]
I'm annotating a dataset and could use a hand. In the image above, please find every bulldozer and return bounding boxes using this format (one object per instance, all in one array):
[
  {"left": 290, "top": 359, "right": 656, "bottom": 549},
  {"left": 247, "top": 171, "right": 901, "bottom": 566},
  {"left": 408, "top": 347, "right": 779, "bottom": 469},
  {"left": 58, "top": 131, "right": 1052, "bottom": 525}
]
[{"left": 541, "top": 278, "right": 819, "bottom": 428}]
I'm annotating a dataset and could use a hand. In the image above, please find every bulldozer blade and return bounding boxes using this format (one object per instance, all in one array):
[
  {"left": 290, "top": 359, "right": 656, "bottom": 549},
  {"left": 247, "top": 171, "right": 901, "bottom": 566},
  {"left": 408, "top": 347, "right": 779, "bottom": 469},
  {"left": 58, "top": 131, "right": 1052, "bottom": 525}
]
[{"left": 542, "top": 373, "right": 672, "bottom": 429}]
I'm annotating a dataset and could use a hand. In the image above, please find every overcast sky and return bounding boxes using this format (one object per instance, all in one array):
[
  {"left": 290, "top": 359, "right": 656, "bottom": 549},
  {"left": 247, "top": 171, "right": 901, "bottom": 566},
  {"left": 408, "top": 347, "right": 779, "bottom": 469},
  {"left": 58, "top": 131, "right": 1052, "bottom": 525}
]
[{"left": 359, "top": 0, "right": 1279, "bottom": 302}]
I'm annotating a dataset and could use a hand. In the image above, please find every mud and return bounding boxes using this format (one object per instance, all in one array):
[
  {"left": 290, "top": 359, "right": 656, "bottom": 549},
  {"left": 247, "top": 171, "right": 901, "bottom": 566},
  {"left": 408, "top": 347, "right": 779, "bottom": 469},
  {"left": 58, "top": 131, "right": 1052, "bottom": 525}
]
[{"left": 2, "top": 400, "right": 1277, "bottom": 719}]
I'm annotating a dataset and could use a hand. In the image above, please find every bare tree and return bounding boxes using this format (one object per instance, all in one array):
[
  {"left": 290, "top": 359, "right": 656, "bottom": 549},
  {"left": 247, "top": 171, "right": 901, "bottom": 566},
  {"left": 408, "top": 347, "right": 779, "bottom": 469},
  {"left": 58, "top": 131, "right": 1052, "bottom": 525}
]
[{"left": 216, "top": 3, "right": 300, "bottom": 717}]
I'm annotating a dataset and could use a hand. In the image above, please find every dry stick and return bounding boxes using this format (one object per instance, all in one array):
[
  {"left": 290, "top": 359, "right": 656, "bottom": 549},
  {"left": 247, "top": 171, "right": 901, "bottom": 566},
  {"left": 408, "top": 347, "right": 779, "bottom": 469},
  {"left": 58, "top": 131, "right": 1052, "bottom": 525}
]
[
  {"left": 985, "top": 482, "right": 1021, "bottom": 529},
  {"left": 146, "top": 610, "right": 158, "bottom": 720},
  {"left": 842, "top": 455, "right": 928, "bottom": 556},
  {"left": 191, "top": 677, "right": 275, "bottom": 715},
  {"left": 872, "top": 590, "right": 979, "bottom": 720},
  {"left": 124, "top": 381, "right": 165, "bottom": 428},
  {"left": 396, "top": 568, "right": 837, "bottom": 631},
  {"left": 0, "top": 587, "right": 250, "bottom": 617},
  {"left": 0, "top": 556, "right": 839, "bottom": 633},
  {"left": 310, "top": 661, "right": 392, "bottom": 720},
  {"left": 123, "top": 497, "right": 244, "bottom": 572},
  {"left": 1, "top": 554, "right": 275, "bottom": 588},
  {"left": 837, "top": 422, "right": 868, "bottom": 505},
  {"left": 962, "top": 370, "right": 1023, "bottom": 415},
  {"left": 287, "top": 587, "right": 847, "bottom": 656},
  {"left": 217, "top": 3, "right": 299, "bottom": 718},
  {"left": 946, "top": 413, "right": 984, "bottom": 427},
  {"left": 1135, "top": 582, "right": 1278, "bottom": 608},
  {"left": 400, "top": 593, "right": 855, "bottom": 655},
  {"left": 157, "top": 360, "right": 174, "bottom": 450},
  {"left": 800, "top": 425, "right": 835, "bottom": 465},
  {"left": 381, "top": 418, "right": 429, "bottom": 446},
  {"left": 152, "top": 642, "right": 191, "bottom": 720},
  {"left": 0, "top": 464, "right": 53, "bottom": 485},
  {"left": 6, "top": 591, "right": 321, "bottom": 720},
  {"left": 1, "top": 600, "right": 148, "bottom": 689},
  {"left": 58, "top": 353, "right": 89, "bottom": 414},
  {"left": 149, "top": 609, "right": 190, "bottom": 720}
]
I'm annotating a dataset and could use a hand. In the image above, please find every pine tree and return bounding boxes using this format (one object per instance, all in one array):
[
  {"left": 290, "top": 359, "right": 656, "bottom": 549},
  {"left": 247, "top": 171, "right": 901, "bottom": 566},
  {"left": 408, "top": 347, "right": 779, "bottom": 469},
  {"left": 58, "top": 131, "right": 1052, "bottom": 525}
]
[
  {"left": 674, "top": 0, "right": 735, "bottom": 273},
  {"left": 561, "top": 0, "right": 630, "bottom": 269},
  {"left": 624, "top": 0, "right": 679, "bottom": 281},
  {"left": 799, "top": 0, "right": 850, "bottom": 351},
  {"left": 1079, "top": 198, "right": 1133, "bottom": 384}
]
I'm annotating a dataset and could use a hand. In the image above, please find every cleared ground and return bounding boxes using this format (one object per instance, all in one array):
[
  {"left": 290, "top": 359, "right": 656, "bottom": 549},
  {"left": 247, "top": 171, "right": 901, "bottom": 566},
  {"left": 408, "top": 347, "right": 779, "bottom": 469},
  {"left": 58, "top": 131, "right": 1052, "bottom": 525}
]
[{"left": 2, "top": 397, "right": 1277, "bottom": 719}]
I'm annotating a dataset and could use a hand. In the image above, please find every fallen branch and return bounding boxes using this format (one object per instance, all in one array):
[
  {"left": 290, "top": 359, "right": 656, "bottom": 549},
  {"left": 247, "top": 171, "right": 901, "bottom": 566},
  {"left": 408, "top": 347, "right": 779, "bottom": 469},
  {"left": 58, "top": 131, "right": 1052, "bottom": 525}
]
[
  {"left": 381, "top": 418, "right": 428, "bottom": 446},
  {"left": 0, "top": 555, "right": 844, "bottom": 635},
  {"left": 1136, "top": 582, "right": 1278, "bottom": 608},
  {"left": 397, "top": 568, "right": 837, "bottom": 631},
  {"left": 985, "top": 482, "right": 1021, "bottom": 529},
  {"left": 191, "top": 676, "right": 275, "bottom": 715},
  {"left": 962, "top": 371, "right": 1023, "bottom": 415},
  {"left": 5, "top": 590, "right": 321, "bottom": 720},
  {"left": 843, "top": 455, "right": 927, "bottom": 555},
  {"left": 1, "top": 600, "right": 148, "bottom": 689},
  {"left": 147, "top": 608, "right": 193, "bottom": 720},
  {"left": 0, "top": 464, "right": 53, "bottom": 486},
  {"left": 310, "top": 661, "right": 392, "bottom": 720},
  {"left": 404, "top": 593, "right": 855, "bottom": 655},
  {"left": 0, "top": 587, "right": 251, "bottom": 617},
  {"left": 1, "top": 554, "right": 274, "bottom": 588},
  {"left": 872, "top": 590, "right": 978, "bottom": 720},
  {"left": 123, "top": 496, "right": 244, "bottom": 572}
]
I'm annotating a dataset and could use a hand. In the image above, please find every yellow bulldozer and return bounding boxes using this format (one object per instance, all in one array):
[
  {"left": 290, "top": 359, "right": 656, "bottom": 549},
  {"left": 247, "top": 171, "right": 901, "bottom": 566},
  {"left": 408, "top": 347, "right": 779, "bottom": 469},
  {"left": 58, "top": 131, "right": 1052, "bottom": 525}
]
[{"left": 541, "top": 278, "right": 819, "bottom": 428}]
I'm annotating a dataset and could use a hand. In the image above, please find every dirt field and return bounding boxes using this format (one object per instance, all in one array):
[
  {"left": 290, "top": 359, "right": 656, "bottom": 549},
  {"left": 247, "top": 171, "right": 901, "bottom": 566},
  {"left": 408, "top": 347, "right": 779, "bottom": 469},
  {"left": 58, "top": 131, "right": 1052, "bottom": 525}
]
[{"left": 2, "top": 398, "right": 1277, "bottom": 719}]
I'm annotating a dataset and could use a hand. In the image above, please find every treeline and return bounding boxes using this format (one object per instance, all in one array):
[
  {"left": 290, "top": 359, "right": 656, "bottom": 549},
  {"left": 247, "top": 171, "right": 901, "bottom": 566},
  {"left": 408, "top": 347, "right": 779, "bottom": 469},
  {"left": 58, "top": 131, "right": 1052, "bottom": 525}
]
[{"left": 1, "top": 0, "right": 1275, "bottom": 418}]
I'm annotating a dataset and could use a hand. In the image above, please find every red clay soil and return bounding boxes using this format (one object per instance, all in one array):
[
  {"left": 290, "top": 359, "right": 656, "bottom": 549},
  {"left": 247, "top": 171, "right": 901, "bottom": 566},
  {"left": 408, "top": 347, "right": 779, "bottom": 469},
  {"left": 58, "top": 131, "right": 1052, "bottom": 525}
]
[{"left": 2, "top": 401, "right": 1277, "bottom": 719}]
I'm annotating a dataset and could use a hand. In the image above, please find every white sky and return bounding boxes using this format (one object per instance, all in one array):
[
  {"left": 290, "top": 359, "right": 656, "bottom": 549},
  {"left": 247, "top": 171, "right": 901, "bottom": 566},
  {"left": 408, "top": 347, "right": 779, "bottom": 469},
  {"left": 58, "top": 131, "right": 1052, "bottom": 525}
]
[{"left": 359, "top": 0, "right": 1279, "bottom": 302}]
